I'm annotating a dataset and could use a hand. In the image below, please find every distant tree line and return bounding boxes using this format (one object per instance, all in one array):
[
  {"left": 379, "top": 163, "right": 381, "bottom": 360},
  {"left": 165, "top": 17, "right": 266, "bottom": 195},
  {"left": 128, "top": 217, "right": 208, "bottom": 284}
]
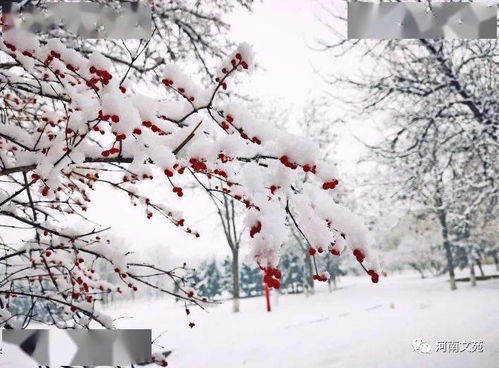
[{"left": 184, "top": 247, "right": 346, "bottom": 301}]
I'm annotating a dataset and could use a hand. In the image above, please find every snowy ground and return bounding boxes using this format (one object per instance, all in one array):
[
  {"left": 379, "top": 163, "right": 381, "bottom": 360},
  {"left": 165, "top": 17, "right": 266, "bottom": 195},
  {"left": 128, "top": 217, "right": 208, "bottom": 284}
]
[
  {"left": 2, "top": 267, "right": 498, "bottom": 367},
  {"left": 106, "top": 267, "right": 499, "bottom": 368}
]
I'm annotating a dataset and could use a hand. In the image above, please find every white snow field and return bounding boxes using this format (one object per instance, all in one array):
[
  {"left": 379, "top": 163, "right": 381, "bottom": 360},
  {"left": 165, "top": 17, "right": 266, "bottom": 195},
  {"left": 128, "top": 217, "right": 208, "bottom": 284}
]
[
  {"left": 1, "top": 269, "right": 497, "bottom": 367},
  {"left": 107, "top": 268, "right": 499, "bottom": 368}
]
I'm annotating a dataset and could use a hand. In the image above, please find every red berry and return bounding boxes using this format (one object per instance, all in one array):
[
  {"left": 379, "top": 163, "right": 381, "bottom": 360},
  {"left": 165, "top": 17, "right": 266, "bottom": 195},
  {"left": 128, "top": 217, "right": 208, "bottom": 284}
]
[
  {"left": 271, "top": 279, "right": 281, "bottom": 289},
  {"left": 309, "top": 248, "right": 316, "bottom": 256},
  {"left": 263, "top": 273, "right": 273, "bottom": 285},
  {"left": 111, "top": 115, "right": 119, "bottom": 123},
  {"left": 249, "top": 221, "right": 262, "bottom": 238},
  {"left": 330, "top": 248, "right": 340, "bottom": 256},
  {"left": 353, "top": 248, "right": 365, "bottom": 262},
  {"left": 279, "top": 155, "right": 289, "bottom": 164}
]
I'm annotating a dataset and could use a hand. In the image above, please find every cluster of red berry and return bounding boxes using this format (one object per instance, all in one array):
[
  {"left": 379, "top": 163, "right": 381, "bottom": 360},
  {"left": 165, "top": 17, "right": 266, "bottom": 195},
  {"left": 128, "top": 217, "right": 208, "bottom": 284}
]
[
  {"left": 114, "top": 267, "right": 138, "bottom": 291},
  {"left": 330, "top": 248, "right": 340, "bottom": 256},
  {"left": 368, "top": 269, "right": 379, "bottom": 283},
  {"left": 353, "top": 248, "right": 365, "bottom": 263},
  {"left": 213, "top": 169, "right": 228, "bottom": 178},
  {"left": 3, "top": 41, "right": 16, "bottom": 52},
  {"left": 172, "top": 187, "right": 183, "bottom": 197},
  {"left": 220, "top": 114, "right": 261, "bottom": 144},
  {"left": 308, "top": 248, "right": 323, "bottom": 255},
  {"left": 322, "top": 179, "right": 339, "bottom": 190},
  {"left": 312, "top": 273, "right": 328, "bottom": 282},
  {"left": 234, "top": 53, "right": 249, "bottom": 69},
  {"left": 189, "top": 158, "right": 207, "bottom": 172},
  {"left": 89, "top": 66, "right": 112, "bottom": 84},
  {"left": 46, "top": 50, "right": 61, "bottom": 64},
  {"left": 41, "top": 186, "right": 49, "bottom": 196},
  {"left": 141, "top": 120, "right": 167, "bottom": 135},
  {"left": 249, "top": 221, "right": 262, "bottom": 238},
  {"left": 161, "top": 78, "right": 196, "bottom": 102},
  {"left": 302, "top": 164, "right": 317, "bottom": 173},
  {"left": 263, "top": 267, "right": 282, "bottom": 289},
  {"left": 101, "top": 147, "right": 120, "bottom": 157},
  {"left": 214, "top": 52, "right": 249, "bottom": 90},
  {"left": 279, "top": 155, "right": 298, "bottom": 169},
  {"left": 217, "top": 153, "right": 233, "bottom": 163}
]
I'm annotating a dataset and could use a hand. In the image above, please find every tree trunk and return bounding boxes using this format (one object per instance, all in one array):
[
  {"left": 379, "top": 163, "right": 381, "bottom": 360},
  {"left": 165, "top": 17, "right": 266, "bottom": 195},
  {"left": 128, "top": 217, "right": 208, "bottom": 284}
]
[
  {"left": 304, "top": 253, "right": 314, "bottom": 294},
  {"left": 493, "top": 252, "right": 499, "bottom": 271},
  {"left": 232, "top": 249, "right": 240, "bottom": 313},
  {"left": 476, "top": 258, "right": 485, "bottom": 277},
  {"left": 437, "top": 209, "right": 457, "bottom": 290},
  {"left": 470, "top": 259, "right": 476, "bottom": 287}
]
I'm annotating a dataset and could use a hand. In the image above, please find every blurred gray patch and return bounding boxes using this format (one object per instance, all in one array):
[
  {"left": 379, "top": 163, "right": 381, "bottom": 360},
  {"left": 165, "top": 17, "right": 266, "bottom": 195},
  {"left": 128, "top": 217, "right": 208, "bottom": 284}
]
[
  {"left": 348, "top": 2, "right": 497, "bottom": 39},
  {"left": 3, "top": 329, "right": 151, "bottom": 365},
  {"left": 5, "top": 1, "right": 152, "bottom": 39}
]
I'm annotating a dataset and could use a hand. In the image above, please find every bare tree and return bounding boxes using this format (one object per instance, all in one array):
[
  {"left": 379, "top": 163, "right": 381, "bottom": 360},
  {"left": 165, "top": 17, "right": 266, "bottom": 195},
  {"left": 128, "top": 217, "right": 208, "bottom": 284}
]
[{"left": 319, "top": 13, "right": 499, "bottom": 289}]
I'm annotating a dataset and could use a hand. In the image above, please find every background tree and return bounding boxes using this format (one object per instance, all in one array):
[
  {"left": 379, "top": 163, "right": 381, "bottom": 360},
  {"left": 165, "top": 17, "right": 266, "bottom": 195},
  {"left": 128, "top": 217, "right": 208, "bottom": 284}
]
[
  {"left": 189, "top": 259, "right": 222, "bottom": 300},
  {"left": 319, "top": 31, "right": 499, "bottom": 289},
  {"left": 204, "top": 192, "right": 244, "bottom": 312},
  {"left": 240, "top": 262, "right": 263, "bottom": 297},
  {"left": 278, "top": 248, "right": 305, "bottom": 294}
]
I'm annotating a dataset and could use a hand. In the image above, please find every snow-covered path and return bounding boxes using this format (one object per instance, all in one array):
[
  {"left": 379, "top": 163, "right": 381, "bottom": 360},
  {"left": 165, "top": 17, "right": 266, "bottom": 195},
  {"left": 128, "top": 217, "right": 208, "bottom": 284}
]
[{"left": 108, "top": 270, "right": 499, "bottom": 368}]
